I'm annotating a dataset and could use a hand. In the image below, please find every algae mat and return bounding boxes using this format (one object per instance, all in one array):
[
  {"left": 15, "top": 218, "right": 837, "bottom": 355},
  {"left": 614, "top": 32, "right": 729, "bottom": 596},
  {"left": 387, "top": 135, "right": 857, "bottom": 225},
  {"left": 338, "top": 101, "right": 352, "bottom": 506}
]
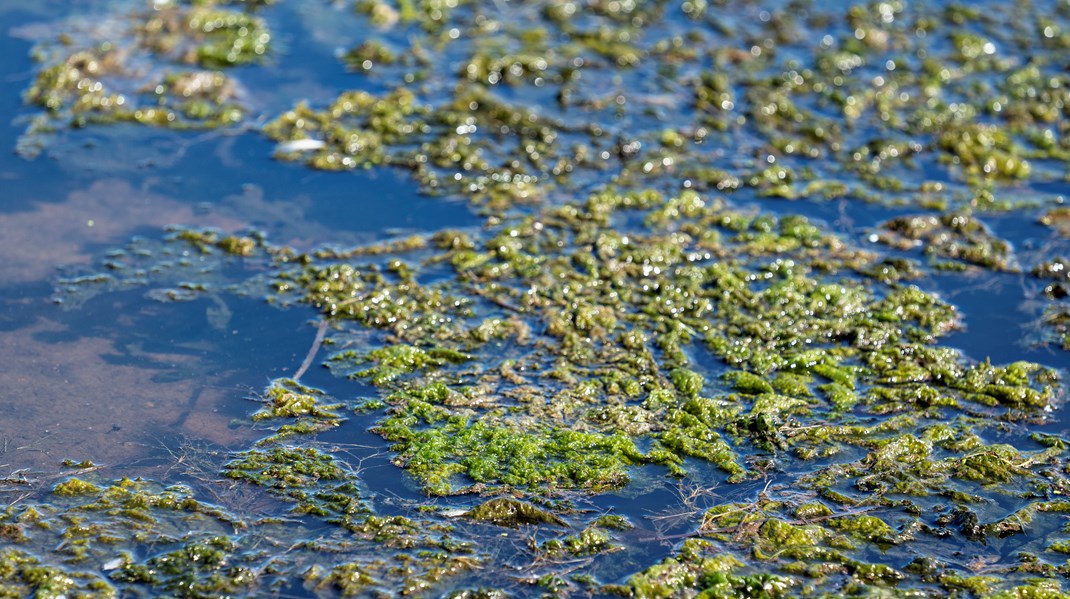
[{"left": 3, "top": 0, "right": 1070, "bottom": 596}]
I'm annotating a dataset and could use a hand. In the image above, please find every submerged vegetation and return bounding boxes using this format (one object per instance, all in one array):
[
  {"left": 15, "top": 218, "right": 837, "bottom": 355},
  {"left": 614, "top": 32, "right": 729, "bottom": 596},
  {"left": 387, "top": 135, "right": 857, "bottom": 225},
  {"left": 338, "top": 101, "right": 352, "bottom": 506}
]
[
  {"left": 18, "top": 0, "right": 266, "bottom": 156},
  {"left": 13, "top": 0, "right": 1070, "bottom": 596}
]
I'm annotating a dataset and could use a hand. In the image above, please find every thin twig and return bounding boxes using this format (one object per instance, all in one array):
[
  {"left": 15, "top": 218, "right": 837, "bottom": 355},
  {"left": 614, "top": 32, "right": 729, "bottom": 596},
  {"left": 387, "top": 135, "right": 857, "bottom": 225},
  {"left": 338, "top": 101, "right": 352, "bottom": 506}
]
[
  {"left": 470, "top": 286, "right": 524, "bottom": 313},
  {"left": 294, "top": 319, "right": 329, "bottom": 381},
  {"left": 460, "top": 272, "right": 524, "bottom": 313}
]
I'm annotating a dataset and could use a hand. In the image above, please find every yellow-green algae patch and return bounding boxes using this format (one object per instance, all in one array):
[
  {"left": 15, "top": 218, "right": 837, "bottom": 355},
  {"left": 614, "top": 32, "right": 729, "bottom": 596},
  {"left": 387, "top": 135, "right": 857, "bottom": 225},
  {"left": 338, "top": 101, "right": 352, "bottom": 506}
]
[
  {"left": 0, "top": 478, "right": 256, "bottom": 597},
  {"left": 255, "top": 183, "right": 1062, "bottom": 594},
  {"left": 248, "top": 378, "right": 345, "bottom": 442},
  {"left": 242, "top": 0, "right": 1070, "bottom": 218},
  {"left": 52, "top": 478, "right": 102, "bottom": 497},
  {"left": 463, "top": 497, "right": 567, "bottom": 528}
]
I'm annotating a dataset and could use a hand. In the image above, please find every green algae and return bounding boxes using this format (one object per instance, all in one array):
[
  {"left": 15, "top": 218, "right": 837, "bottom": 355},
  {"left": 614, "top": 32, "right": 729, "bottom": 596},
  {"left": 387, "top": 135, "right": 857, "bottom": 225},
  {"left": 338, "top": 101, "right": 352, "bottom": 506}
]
[
  {"left": 49, "top": 177, "right": 1068, "bottom": 593},
  {"left": 669, "top": 368, "right": 705, "bottom": 398},
  {"left": 20, "top": 0, "right": 1070, "bottom": 218},
  {"left": 308, "top": 544, "right": 481, "bottom": 597},
  {"left": 560, "top": 526, "right": 615, "bottom": 557},
  {"left": 625, "top": 544, "right": 793, "bottom": 599},
  {"left": 251, "top": 378, "right": 341, "bottom": 420},
  {"left": 110, "top": 537, "right": 254, "bottom": 598},
  {"left": 463, "top": 497, "right": 566, "bottom": 528},
  {"left": 332, "top": 344, "right": 471, "bottom": 385},
  {"left": 0, "top": 548, "right": 113, "bottom": 599},
  {"left": 21, "top": 0, "right": 1070, "bottom": 596},
  {"left": 183, "top": 8, "right": 271, "bottom": 67},
  {"left": 176, "top": 229, "right": 266, "bottom": 257},
  {"left": 0, "top": 478, "right": 270, "bottom": 597},
  {"left": 376, "top": 386, "right": 645, "bottom": 495},
  {"left": 53, "top": 478, "right": 102, "bottom": 497},
  {"left": 936, "top": 123, "right": 1032, "bottom": 181},
  {"left": 20, "top": 0, "right": 264, "bottom": 155},
  {"left": 876, "top": 212, "right": 1017, "bottom": 271},
  {"left": 828, "top": 515, "right": 894, "bottom": 543},
  {"left": 591, "top": 514, "right": 632, "bottom": 531},
  {"left": 61, "top": 459, "right": 96, "bottom": 469},
  {"left": 223, "top": 444, "right": 366, "bottom": 520}
]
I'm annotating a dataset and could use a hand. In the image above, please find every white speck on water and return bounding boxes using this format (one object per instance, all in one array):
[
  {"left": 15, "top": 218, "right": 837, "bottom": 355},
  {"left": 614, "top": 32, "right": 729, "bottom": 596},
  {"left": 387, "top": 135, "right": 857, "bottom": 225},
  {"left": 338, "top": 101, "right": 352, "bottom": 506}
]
[{"left": 277, "top": 139, "right": 326, "bottom": 152}]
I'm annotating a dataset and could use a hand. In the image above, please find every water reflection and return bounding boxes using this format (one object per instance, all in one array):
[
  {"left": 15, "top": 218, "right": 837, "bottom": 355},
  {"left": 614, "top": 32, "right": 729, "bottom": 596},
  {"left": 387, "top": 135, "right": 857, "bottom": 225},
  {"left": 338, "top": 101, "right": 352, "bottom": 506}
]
[
  {"left": 3, "top": 0, "right": 1070, "bottom": 596},
  {"left": 0, "top": 285, "right": 311, "bottom": 475}
]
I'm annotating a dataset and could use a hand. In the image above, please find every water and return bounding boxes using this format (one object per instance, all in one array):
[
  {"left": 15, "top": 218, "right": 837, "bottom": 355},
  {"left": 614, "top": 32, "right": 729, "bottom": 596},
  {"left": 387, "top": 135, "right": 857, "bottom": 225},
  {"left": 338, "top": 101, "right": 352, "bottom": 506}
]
[{"left": 3, "top": 0, "right": 1070, "bottom": 597}]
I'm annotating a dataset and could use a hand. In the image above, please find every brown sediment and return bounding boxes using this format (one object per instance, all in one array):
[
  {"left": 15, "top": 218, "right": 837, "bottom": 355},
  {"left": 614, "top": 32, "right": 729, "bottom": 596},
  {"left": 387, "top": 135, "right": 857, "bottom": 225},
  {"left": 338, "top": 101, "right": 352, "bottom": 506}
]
[
  {"left": 0, "top": 317, "right": 253, "bottom": 476},
  {"left": 0, "top": 179, "right": 245, "bottom": 284}
]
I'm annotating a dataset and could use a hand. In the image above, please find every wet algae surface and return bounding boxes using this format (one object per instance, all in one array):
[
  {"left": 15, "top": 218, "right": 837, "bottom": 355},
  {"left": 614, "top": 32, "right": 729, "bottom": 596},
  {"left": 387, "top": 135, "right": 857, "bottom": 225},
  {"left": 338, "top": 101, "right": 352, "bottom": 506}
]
[{"left": 5, "top": 0, "right": 1070, "bottom": 596}]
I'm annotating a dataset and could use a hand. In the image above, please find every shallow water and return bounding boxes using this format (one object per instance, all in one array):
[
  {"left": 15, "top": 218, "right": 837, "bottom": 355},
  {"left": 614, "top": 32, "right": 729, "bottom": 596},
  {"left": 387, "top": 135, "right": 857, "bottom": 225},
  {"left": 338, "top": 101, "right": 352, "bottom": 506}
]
[{"left": 4, "top": 0, "right": 1070, "bottom": 597}]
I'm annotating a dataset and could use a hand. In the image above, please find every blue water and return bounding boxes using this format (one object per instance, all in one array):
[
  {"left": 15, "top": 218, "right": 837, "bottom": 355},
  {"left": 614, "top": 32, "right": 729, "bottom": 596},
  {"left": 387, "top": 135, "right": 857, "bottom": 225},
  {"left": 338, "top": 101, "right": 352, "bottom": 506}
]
[{"left": 3, "top": 0, "right": 1070, "bottom": 596}]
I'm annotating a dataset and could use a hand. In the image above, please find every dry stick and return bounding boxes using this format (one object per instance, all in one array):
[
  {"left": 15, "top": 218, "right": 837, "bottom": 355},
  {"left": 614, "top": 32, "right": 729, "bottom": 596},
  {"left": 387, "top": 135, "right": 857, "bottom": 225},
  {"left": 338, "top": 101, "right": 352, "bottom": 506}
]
[
  {"left": 472, "top": 286, "right": 524, "bottom": 313},
  {"left": 639, "top": 504, "right": 883, "bottom": 543},
  {"left": 294, "top": 319, "right": 329, "bottom": 382},
  {"left": 460, "top": 272, "right": 524, "bottom": 313}
]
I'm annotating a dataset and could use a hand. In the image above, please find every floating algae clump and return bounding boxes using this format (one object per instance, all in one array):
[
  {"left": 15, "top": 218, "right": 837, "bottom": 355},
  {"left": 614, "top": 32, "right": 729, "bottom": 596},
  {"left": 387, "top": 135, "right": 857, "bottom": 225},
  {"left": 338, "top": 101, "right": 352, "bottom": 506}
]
[
  {"left": 376, "top": 386, "right": 646, "bottom": 495},
  {"left": 53, "top": 478, "right": 102, "bottom": 497},
  {"left": 37, "top": 176, "right": 1068, "bottom": 596},
  {"left": 876, "top": 212, "right": 1017, "bottom": 271},
  {"left": 463, "top": 497, "right": 567, "bottom": 528},
  {"left": 223, "top": 444, "right": 367, "bottom": 520},
  {"left": 110, "top": 537, "right": 254, "bottom": 598},
  {"left": 332, "top": 344, "right": 472, "bottom": 385},
  {"left": 256, "top": 183, "right": 1060, "bottom": 593},
  {"left": 0, "top": 548, "right": 112, "bottom": 598},
  {"left": 625, "top": 542, "right": 794, "bottom": 599},
  {"left": 250, "top": 378, "right": 342, "bottom": 422}
]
